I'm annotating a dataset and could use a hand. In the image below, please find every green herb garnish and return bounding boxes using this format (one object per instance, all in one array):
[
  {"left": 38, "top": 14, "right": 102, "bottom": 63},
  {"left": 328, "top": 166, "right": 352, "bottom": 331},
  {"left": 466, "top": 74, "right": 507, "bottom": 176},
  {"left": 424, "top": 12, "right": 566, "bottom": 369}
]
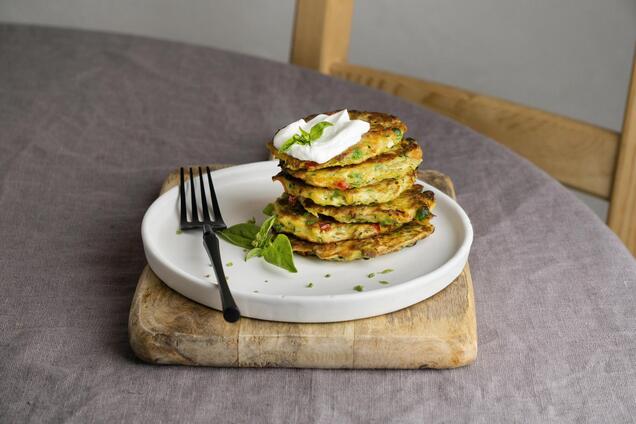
[
  {"left": 415, "top": 207, "right": 431, "bottom": 221},
  {"left": 306, "top": 282, "right": 314, "bottom": 288},
  {"left": 306, "top": 216, "right": 319, "bottom": 225},
  {"left": 379, "top": 268, "right": 394, "bottom": 274},
  {"left": 379, "top": 280, "right": 390, "bottom": 285},
  {"left": 262, "top": 234, "right": 297, "bottom": 272},
  {"left": 367, "top": 273, "right": 375, "bottom": 278},
  {"left": 262, "top": 203, "right": 275, "bottom": 216},
  {"left": 219, "top": 216, "right": 297, "bottom": 273},
  {"left": 392, "top": 128, "right": 402, "bottom": 139},
  {"left": 217, "top": 221, "right": 259, "bottom": 249},
  {"left": 324, "top": 274, "right": 331, "bottom": 278},
  {"left": 348, "top": 172, "right": 363, "bottom": 186},
  {"left": 351, "top": 148, "right": 363, "bottom": 160},
  {"left": 176, "top": 229, "right": 182, "bottom": 235},
  {"left": 353, "top": 285, "right": 364, "bottom": 292},
  {"left": 226, "top": 262, "right": 233, "bottom": 267},
  {"left": 279, "top": 122, "right": 334, "bottom": 152}
]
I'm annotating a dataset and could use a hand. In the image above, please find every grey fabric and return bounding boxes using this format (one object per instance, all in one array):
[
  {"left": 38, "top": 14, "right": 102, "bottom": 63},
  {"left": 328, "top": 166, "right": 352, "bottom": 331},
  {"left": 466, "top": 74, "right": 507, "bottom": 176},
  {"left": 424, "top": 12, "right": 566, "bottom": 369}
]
[{"left": 1, "top": 24, "right": 635, "bottom": 423}]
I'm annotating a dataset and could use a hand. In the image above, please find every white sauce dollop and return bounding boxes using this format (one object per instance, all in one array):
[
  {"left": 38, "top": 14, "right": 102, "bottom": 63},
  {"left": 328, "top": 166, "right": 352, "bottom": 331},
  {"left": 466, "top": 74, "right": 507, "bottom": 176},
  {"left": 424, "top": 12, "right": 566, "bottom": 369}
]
[{"left": 273, "top": 109, "right": 370, "bottom": 164}]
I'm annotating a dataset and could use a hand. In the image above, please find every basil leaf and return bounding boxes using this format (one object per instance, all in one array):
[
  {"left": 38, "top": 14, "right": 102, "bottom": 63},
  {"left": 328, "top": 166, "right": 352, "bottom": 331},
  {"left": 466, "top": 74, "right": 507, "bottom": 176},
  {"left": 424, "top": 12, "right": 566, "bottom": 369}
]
[
  {"left": 278, "top": 121, "right": 332, "bottom": 153},
  {"left": 218, "top": 222, "right": 259, "bottom": 249},
  {"left": 262, "top": 203, "right": 275, "bottom": 216},
  {"left": 309, "top": 121, "right": 334, "bottom": 141},
  {"left": 262, "top": 234, "right": 297, "bottom": 273},
  {"left": 219, "top": 217, "right": 298, "bottom": 273},
  {"left": 299, "top": 127, "right": 310, "bottom": 140},
  {"left": 254, "top": 215, "right": 276, "bottom": 248},
  {"left": 279, "top": 135, "right": 298, "bottom": 152},
  {"left": 245, "top": 247, "right": 263, "bottom": 260}
]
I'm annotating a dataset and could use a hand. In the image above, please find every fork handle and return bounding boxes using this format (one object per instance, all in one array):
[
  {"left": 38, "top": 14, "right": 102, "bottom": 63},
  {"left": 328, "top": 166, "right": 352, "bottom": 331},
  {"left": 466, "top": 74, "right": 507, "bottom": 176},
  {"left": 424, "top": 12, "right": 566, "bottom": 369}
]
[{"left": 202, "top": 229, "right": 241, "bottom": 323}]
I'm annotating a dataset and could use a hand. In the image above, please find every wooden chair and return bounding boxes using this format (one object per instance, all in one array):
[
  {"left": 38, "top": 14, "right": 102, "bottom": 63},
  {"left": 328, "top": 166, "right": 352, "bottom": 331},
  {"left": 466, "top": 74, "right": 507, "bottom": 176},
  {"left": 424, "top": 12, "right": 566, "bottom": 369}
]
[{"left": 290, "top": 0, "right": 636, "bottom": 256}]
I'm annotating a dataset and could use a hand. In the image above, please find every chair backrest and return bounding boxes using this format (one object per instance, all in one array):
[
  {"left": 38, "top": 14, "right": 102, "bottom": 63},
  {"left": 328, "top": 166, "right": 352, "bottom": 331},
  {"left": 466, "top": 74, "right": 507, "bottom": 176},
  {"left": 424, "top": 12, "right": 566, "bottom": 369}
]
[{"left": 290, "top": 0, "right": 636, "bottom": 255}]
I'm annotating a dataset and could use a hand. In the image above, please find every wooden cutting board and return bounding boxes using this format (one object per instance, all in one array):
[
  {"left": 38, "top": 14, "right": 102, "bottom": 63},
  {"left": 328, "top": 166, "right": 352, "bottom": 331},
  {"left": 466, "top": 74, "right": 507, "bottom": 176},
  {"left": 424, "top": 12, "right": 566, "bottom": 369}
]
[{"left": 128, "top": 166, "right": 477, "bottom": 369}]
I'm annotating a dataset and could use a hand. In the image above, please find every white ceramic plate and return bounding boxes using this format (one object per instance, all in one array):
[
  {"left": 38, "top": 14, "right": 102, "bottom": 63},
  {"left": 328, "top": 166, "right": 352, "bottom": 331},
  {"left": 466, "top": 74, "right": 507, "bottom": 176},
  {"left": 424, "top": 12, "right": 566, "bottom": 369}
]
[{"left": 141, "top": 161, "right": 473, "bottom": 323}]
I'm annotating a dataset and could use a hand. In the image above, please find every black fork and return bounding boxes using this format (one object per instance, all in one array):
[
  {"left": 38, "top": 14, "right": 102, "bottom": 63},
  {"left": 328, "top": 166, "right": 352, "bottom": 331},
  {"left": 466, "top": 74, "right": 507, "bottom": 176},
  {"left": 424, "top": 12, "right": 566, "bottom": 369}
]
[{"left": 179, "top": 166, "right": 240, "bottom": 322}]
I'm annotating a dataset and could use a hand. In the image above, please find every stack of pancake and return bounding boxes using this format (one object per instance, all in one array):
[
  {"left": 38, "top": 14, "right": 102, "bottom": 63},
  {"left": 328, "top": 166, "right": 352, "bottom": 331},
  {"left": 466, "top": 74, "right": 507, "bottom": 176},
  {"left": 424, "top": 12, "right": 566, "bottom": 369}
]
[{"left": 268, "top": 111, "right": 435, "bottom": 261}]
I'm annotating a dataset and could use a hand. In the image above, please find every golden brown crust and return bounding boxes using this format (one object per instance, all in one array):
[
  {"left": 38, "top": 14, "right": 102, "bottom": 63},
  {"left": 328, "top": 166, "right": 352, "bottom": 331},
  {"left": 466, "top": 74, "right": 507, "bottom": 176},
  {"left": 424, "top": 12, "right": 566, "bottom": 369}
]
[
  {"left": 301, "top": 185, "right": 435, "bottom": 225},
  {"left": 289, "top": 220, "right": 435, "bottom": 261},
  {"left": 273, "top": 196, "right": 399, "bottom": 243},
  {"left": 284, "top": 138, "right": 422, "bottom": 189},
  {"left": 268, "top": 111, "right": 407, "bottom": 170},
  {"left": 272, "top": 172, "right": 416, "bottom": 207}
]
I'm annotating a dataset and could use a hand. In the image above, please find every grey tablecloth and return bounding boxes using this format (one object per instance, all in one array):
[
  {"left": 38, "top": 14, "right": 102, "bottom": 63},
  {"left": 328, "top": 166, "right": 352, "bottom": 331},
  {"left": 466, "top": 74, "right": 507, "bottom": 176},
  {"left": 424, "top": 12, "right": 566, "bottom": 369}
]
[{"left": 1, "top": 24, "right": 635, "bottom": 423}]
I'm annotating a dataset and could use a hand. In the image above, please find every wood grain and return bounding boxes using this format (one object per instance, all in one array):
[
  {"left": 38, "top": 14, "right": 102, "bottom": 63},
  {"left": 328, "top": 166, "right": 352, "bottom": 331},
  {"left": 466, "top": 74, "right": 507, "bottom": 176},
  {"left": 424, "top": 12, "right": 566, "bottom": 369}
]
[
  {"left": 128, "top": 166, "right": 477, "bottom": 369},
  {"left": 330, "top": 62, "right": 620, "bottom": 199},
  {"left": 129, "top": 267, "right": 239, "bottom": 366},
  {"left": 609, "top": 47, "right": 636, "bottom": 254},
  {"left": 290, "top": 0, "right": 354, "bottom": 74}
]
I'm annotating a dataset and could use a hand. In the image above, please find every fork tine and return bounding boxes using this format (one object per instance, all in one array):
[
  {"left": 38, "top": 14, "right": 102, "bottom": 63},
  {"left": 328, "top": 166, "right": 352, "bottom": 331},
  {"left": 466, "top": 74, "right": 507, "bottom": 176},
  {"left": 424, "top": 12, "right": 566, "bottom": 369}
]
[
  {"left": 206, "top": 166, "right": 225, "bottom": 226},
  {"left": 198, "top": 167, "right": 211, "bottom": 222},
  {"left": 189, "top": 167, "right": 199, "bottom": 223},
  {"left": 179, "top": 168, "right": 187, "bottom": 226}
]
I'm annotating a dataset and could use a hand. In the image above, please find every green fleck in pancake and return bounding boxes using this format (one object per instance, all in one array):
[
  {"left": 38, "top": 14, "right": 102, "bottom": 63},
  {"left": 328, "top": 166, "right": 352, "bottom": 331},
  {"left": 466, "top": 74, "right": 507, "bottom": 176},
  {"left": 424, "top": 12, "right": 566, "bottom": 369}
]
[
  {"left": 284, "top": 138, "right": 422, "bottom": 189},
  {"left": 273, "top": 172, "right": 416, "bottom": 207},
  {"left": 289, "top": 220, "right": 435, "bottom": 261},
  {"left": 268, "top": 111, "right": 406, "bottom": 170},
  {"left": 273, "top": 196, "right": 400, "bottom": 243},
  {"left": 300, "top": 185, "right": 435, "bottom": 225}
]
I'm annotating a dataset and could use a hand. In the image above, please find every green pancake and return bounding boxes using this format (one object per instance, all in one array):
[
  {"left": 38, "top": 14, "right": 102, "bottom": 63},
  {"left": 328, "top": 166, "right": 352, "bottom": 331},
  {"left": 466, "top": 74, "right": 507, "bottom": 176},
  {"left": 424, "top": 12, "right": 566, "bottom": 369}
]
[
  {"left": 272, "top": 172, "right": 416, "bottom": 207},
  {"left": 273, "top": 195, "right": 400, "bottom": 243},
  {"left": 300, "top": 184, "right": 435, "bottom": 225},
  {"left": 284, "top": 138, "right": 422, "bottom": 189},
  {"left": 289, "top": 220, "right": 435, "bottom": 261}
]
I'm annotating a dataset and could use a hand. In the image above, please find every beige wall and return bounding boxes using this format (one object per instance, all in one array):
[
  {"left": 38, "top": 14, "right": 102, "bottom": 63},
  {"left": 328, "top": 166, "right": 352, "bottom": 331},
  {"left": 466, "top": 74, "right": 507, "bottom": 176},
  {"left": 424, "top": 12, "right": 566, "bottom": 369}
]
[
  {"left": 351, "top": 0, "right": 635, "bottom": 132},
  {"left": 0, "top": 0, "right": 296, "bottom": 62},
  {"left": 2, "top": 0, "right": 633, "bottom": 130}
]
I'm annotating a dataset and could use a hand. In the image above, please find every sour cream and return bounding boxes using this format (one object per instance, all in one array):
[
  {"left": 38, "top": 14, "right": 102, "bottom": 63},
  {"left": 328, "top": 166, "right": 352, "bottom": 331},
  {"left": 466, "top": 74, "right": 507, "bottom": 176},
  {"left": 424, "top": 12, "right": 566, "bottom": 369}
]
[{"left": 273, "top": 109, "right": 370, "bottom": 164}]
